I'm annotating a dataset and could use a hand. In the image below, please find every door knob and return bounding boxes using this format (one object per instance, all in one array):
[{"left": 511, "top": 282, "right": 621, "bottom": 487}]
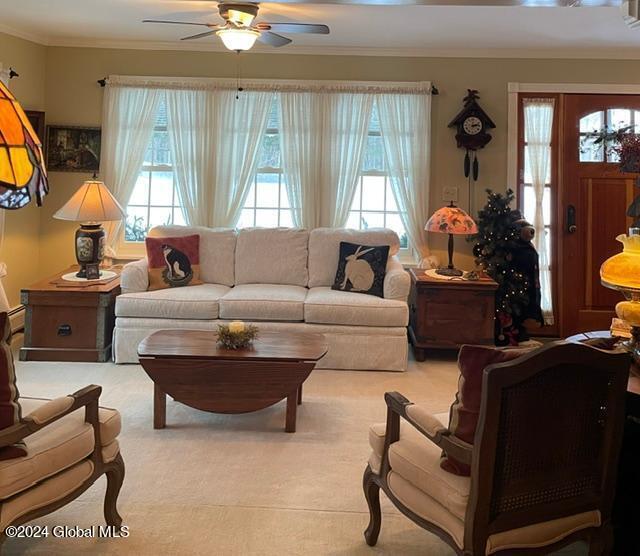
[{"left": 567, "top": 205, "right": 577, "bottom": 233}]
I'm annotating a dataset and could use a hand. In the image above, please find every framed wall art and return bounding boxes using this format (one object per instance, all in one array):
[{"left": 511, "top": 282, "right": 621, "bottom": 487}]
[{"left": 46, "top": 125, "right": 101, "bottom": 172}]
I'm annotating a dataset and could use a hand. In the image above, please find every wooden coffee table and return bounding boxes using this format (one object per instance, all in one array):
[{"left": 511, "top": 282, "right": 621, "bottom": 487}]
[{"left": 138, "top": 329, "right": 328, "bottom": 432}]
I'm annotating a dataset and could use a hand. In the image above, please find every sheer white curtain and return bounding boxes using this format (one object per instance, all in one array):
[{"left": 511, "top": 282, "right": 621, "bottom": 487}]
[
  {"left": 166, "top": 89, "right": 216, "bottom": 227},
  {"left": 322, "top": 93, "right": 374, "bottom": 227},
  {"left": 523, "top": 98, "right": 555, "bottom": 324},
  {"left": 101, "top": 86, "right": 163, "bottom": 248},
  {"left": 279, "top": 92, "right": 321, "bottom": 228},
  {"left": 377, "top": 93, "right": 431, "bottom": 260},
  {"left": 211, "top": 90, "right": 272, "bottom": 227}
]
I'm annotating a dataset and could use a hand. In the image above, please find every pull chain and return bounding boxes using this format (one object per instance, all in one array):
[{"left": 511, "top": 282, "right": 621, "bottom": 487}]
[{"left": 235, "top": 51, "right": 244, "bottom": 100}]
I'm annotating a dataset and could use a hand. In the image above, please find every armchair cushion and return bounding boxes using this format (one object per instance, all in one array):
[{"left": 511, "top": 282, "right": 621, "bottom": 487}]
[
  {"left": 368, "top": 413, "right": 469, "bottom": 521},
  {"left": 0, "top": 398, "right": 121, "bottom": 499},
  {"left": 0, "top": 313, "right": 26, "bottom": 461},
  {"left": 442, "top": 345, "right": 530, "bottom": 476}
]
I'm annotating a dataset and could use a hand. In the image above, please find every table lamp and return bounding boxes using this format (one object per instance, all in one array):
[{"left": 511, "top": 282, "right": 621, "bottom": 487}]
[
  {"left": 53, "top": 178, "right": 125, "bottom": 278},
  {"left": 425, "top": 201, "right": 478, "bottom": 277},
  {"left": 600, "top": 227, "right": 640, "bottom": 362},
  {"left": 0, "top": 79, "right": 48, "bottom": 209}
]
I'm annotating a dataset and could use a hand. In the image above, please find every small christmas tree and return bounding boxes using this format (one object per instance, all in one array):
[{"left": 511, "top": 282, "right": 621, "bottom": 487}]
[{"left": 471, "top": 189, "right": 531, "bottom": 345}]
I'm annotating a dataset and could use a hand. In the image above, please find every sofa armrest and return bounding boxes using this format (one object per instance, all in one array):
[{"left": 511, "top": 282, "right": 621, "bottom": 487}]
[
  {"left": 120, "top": 258, "right": 149, "bottom": 293},
  {"left": 384, "top": 256, "right": 410, "bottom": 301}
]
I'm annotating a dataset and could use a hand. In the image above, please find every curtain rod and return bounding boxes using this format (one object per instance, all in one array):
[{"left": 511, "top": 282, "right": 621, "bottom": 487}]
[{"left": 100, "top": 75, "right": 435, "bottom": 95}]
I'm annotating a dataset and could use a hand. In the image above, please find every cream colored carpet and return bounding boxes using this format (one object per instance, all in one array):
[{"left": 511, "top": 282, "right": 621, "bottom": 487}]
[{"left": 6, "top": 339, "right": 585, "bottom": 556}]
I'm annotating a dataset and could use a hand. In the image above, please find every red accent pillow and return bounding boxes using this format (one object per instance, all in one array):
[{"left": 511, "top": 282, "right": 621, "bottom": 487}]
[
  {"left": 0, "top": 312, "right": 27, "bottom": 461},
  {"left": 440, "top": 345, "right": 531, "bottom": 476},
  {"left": 145, "top": 235, "right": 203, "bottom": 291}
]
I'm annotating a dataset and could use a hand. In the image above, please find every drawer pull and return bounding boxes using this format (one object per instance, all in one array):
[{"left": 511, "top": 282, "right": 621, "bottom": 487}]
[{"left": 57, "top": 324, "right": 72, "bottom": 336}]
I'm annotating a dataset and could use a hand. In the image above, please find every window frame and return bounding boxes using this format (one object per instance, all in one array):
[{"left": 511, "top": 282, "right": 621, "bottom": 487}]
[
  {"left": 237, "top": 105, "right": 295, "bottom": 229},
  {"left": 348, "top": 108, "right": 411, "bottom": 260},
  {"left": 517, "top": 92, "right": 560, "bottom": 336},
  {"left": 116, "top": 99, "right": 182, "bottom": 258}
]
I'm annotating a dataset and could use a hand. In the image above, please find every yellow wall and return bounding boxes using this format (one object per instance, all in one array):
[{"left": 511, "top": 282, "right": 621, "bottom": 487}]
[
  {"left": 4, "top": 33, "right": 640, "bottom": 299},
  {"left": 0, "top": 32, "right": 46, "bottom": 307}
]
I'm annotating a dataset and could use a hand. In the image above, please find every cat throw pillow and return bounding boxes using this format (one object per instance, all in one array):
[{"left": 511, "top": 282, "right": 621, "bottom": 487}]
[
  {"left": 331, "top": 242, "right": 389, "bottom": 298},
  {"left": 145, "top": 235, "right": 203, "bottom": 291}
]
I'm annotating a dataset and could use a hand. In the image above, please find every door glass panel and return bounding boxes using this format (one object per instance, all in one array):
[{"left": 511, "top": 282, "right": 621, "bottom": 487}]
[
  {"left": 579, "top": 110, "right": 603, "bottom": 133},
  {"left": 607, "top": 108, "right": 631, "bottom": 130},
  {"left": 524, "top": 146, "right": 552, "bottom": 184},
  {"left": 523, "top": 185, "right": 551, "bottom": 226},
  {"left": 579, "top": 110, "right": 605, "bottom": 163}
]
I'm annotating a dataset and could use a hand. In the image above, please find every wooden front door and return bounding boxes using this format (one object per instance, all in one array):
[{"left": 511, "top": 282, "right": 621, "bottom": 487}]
[{"left": 560, "top": 95, "right": 640, "bottom": 335}]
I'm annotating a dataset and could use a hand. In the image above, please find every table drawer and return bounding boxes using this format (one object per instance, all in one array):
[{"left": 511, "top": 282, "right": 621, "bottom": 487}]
[{"left": 27, "top": 305, "right": 101, "bottom": 349}]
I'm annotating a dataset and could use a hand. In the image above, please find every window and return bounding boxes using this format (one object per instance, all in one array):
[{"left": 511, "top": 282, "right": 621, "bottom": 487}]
[
  {"left": 124, "top": 98, "right": 184, "bottom": 242},
  {"left": 579, "top": 108, "right": 640, "bottom": 163},
  {"left": 347, "top": 103, "right": 409, "bottom": 250},
  {"left": 238, "top": 100, "right": 294, "bottom": 228}
]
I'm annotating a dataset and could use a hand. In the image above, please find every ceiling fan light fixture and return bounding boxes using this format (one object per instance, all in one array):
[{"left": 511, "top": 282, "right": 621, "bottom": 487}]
[
  {"left": 216, "top": 28, "right": 260, "bottom": 51},
  {"left": 227, "top": 8, "right": 255, "bottom": 28}
]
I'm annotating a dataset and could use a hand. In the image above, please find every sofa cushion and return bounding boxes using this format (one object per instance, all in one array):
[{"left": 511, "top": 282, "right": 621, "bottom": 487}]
[
  {"left": 332, "top": 242, "right": 390, "bottom": 298},
  {"left": 235, "top": 228, "right": 309, "bottom": 287},
  {"left": 308, "top": 228, "right": 400, "bottom": 288},
  {"left": 149, "top": 226, "right": 237, "bottom": 286},
  {"left": 0, "top": 398, "right": 121, "bottom": 499},
  {"left": 145, "top": 234, "right": 203, "bottom": 291},
  {"left": 116, "top": 284, "right": 230, "bottom": 320},
  {"left": 0, "top": 313, "right": 26, "bottom": 461},
  {"left": 219, "top": 284, "right": 307, "bottom": 322},
  {"left": 305, "top": 287, "right": 408, "bottom": 327},
  {"left": 442, "top": 345, "right": 531, "bottom": 476}
]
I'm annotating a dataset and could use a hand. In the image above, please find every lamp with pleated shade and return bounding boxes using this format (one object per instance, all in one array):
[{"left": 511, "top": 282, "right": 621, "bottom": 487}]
[
  {"left": 425, "top": 202, "right": 478, "bottom": 277},
  {"left": 53, "top": 179, "right": 125, "bottom": 278}
]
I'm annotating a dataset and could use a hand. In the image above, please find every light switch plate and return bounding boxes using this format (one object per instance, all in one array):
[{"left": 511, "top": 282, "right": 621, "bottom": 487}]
[{"left": 442, "top": 186, "right": 459, "bottom": 202}]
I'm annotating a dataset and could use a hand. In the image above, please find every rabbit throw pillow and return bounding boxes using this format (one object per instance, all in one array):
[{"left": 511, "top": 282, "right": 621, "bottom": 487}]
[
  {"left": 145, "top": 235, "right": 203, "bottom": 291},
  {"left": 331, "top": 242, "right": 390, "bottom": 298}
]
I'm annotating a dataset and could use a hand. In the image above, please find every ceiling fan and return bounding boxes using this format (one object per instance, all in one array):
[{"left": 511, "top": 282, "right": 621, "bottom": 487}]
[{"left": 143, "top": 3, "right": 330, "bottom": 52}]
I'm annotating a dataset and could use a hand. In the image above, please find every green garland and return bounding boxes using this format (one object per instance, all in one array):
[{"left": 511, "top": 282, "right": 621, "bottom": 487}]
[{"left": 216, "top": 324, "right": 259, "bottom": 350}]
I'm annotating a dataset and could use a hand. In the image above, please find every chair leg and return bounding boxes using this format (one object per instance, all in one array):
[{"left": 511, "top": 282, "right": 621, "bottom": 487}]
[
  {"left": 363, "top": 465, "right": 382, "bottom": 547},
  {"left": 103, "top": 453, "right": 125, "bottom": 529}
]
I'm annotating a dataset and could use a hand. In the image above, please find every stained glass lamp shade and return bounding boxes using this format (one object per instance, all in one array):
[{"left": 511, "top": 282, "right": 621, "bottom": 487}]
[
  {"left": 0, "top": 80, "right": 48, "bottom": 209},
  {"left": 425, "top": 202, "right": 478, "bottom": 277}
]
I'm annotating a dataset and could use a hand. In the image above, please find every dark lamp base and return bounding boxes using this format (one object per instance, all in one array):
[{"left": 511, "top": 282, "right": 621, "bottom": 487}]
[
  {"left": 75, "top": 223, "right": 105, "bottom": 279},
  {"left": 436, "top": 267, "right": 463, "bottom": 277}
]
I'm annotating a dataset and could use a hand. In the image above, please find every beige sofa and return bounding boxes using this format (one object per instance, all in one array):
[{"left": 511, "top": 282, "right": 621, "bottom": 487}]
[{"left": 113, "top": 226, "right": 410, "bottom": 371}]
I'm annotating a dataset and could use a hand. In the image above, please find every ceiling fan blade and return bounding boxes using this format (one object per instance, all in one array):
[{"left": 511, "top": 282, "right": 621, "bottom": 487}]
[
  {"left": 142, "top": 19, "right": 213, "bottom": 27},
  {"left": 258, "top": 23, "right": 330, "bottom": 35},
  {"left": 257, "top": 31, "right": 293, "bottom": 48},
  {"left": 181, "top": 30, "right": 218, "bottom": 41}
]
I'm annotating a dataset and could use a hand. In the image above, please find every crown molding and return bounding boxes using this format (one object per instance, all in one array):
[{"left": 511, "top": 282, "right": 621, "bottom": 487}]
[
  {"left": 0, "top": 23, "right": 50, "bottom": 46},
  {"left": 3, "top": 24, "right": 640, "bottom": 59}
]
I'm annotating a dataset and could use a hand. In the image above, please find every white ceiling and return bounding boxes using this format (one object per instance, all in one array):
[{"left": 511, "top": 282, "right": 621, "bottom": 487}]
[{"left": 0, "top": 0, "right": 639, "bottom": 57}]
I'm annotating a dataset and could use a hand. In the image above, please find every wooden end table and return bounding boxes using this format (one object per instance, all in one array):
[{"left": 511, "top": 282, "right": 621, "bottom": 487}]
[
  {"left": 138, "top": 330, "right": 328, "bottom": 433},
  {"left": 20, "top": 267, "right": 120, "bottom": 362},
  {"left": 565, "top": 330, "right": 640, "bottom": 554},
  {"left": 408, "top": 268, "right": 498, "bottom": 361}
]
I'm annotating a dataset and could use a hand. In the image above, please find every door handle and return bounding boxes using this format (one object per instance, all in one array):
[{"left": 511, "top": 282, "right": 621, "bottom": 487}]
[{"left": 567, "top": 205, "right": 577, "bottom": 233}]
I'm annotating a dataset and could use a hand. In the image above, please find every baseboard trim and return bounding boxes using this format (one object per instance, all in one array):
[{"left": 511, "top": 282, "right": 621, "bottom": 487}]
[{"left": 9, "top": 305, "right": 25, "bottom": 334}]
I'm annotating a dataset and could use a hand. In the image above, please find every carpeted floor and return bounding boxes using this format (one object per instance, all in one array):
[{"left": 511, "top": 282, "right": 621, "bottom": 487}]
[{"left": 5, "top": 338, "right": 586, "bottom": 556}]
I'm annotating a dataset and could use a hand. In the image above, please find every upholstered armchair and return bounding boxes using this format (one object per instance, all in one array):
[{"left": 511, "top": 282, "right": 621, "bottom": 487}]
[
  {"left": 0, "top": 309, "right": 124, "bottom": 546},
  {"left": 363, "top": 341, "right": 630, "bottom": 555}
]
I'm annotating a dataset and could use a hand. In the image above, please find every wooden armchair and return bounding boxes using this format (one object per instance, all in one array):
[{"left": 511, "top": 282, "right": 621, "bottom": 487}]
[
  {"left": 0, "top": 384, "right": 124, "bottom": 545},
  {"left": 363, "top": 341, "right": 630, "bottom": 555}
]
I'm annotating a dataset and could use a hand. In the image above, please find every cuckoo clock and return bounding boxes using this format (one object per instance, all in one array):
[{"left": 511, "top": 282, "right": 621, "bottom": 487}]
[{"left": 449, "top": 89, "right": 495, "bottom": 181}]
